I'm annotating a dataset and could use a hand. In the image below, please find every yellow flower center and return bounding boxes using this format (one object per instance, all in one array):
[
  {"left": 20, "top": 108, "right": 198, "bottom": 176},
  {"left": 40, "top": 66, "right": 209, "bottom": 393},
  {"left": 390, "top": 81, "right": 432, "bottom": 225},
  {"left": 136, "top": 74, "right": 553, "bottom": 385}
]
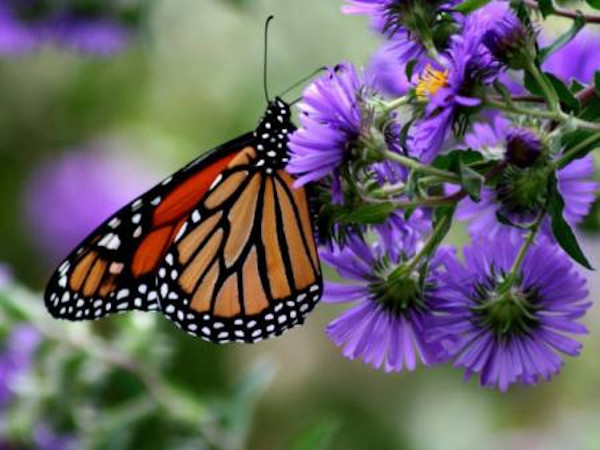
[{"left": 416, "top": 65, "right": 449, "bottom": 100}]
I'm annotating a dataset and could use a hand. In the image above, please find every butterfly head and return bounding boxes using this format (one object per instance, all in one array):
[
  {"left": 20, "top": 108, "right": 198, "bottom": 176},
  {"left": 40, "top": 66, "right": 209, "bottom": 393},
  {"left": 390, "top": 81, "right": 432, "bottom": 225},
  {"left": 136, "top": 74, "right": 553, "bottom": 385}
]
[{"left": 254, "top": 97, "right": 294, "bottom": 168}]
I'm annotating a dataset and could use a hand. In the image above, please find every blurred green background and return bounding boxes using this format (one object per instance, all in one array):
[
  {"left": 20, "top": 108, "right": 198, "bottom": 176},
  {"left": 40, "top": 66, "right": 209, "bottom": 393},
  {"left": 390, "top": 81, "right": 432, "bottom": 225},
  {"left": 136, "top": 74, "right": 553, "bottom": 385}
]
[{"left": 1, "top": 1, "right": 600, "bottom": 449}]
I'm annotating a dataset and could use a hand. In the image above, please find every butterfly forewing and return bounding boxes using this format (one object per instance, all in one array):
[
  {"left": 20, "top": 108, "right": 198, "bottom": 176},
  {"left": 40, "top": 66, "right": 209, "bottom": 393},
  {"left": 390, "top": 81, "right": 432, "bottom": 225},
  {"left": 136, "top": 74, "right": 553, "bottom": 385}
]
[{"left": 45, "top": 134, "right": 252, "bottom": 320}]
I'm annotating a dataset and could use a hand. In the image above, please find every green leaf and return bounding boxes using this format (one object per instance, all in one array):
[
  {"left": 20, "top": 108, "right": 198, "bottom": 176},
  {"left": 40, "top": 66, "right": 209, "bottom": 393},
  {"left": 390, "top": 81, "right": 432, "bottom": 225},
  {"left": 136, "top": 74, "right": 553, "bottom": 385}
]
[
  {"left": 560, "top": 93, "right": 600, "bottom": 163},
  {"left": 586, "top": 0, "right": 600, "bottom": 10},
  {"left": 493, "top": 80, "right": 513, "bottom": 103},
  {"left": 338, "top": 203, "right": 397, "bottom": 224},
  {"left": 459, "top": 163, "right": 484, "bottom": 201},
  {"left": 546, "top": 73, "right": 580, "bottom": 113},
  {"left": 524, "top": 71, "right": 543, "bottom": 96},
  {"left": 431, "top": 205, "right": 455, "bottom": 249},
  {"left": 453, "top": 0, "right": 492, "bottom": 13},
  {"left": 595, "top": 71, "right": 600, "bottom": 95},
  {"left": 432, "top": 149, "right": 483, "bottom": 171},
  {"left": 406, "top": 59, "right": 418, "bottom": 81},
  {"left": 570, "top": 79, "right": 586, "bottom": 94},
  {"left": 539, "top": 15, "right": 584, "bottom": 62},
  {"left": 288, "top": 418, "right": 341, "bottom": 450},
  {"left": 525, "top": 70, "right": 580, "bottom": 113},
  {"left": 536, "top": 0, "right": 556, "bottom": 16},
  {"left": 547, "top": 172, "right": 593, "bottom": 269}
]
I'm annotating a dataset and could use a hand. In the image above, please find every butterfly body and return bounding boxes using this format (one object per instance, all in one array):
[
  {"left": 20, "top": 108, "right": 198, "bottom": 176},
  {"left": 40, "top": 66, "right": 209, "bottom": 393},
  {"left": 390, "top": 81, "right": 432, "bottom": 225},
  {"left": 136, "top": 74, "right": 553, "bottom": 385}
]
[{"left": 45, "top": 98, "right": 322, "bottom": 343}]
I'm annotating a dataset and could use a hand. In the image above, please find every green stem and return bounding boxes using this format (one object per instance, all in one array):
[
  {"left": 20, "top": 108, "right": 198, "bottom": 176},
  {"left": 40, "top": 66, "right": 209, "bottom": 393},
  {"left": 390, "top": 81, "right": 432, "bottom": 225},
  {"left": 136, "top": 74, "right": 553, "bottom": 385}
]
[
  {"left": 503, "top": 214, "right": 544, "bottom": 288},
  {"left": 524, "top": 0, "right": 600, "bottom": 24},
  {"left": 383, "top": 150, "right": 461, "bottom": 183},
  {"left": 402, "top": 213, "right": 452, "bottom": 276},
  {"left": 527, "top": 61, "right": 561, "bottom": 114},
  {"left": 569, "top": 117, "right": 600, "bottom": 133},
  {"left": 485, "top": 99, "right": 600, "bottom": 133},
  {"left": 383, "top": 95, "right": 410, "bottom": 113},
  {"left": 390, "top": 190, "right": 467, "bottom": 208},
  {"left": 485, "top": 99, "right": 557, "bottom": 120},
  {"left": 555, "top": 133, "right": 600, "bottom": 169}
]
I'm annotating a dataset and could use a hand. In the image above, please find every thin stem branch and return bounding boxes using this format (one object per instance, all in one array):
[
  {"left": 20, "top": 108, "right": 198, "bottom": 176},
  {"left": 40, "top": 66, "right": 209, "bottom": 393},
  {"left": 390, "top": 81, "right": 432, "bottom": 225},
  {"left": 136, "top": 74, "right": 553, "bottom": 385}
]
[
  {"left": 503, "top": 214, "right": 544, "bottom": 287},
  {"left": 383, "top": 150, "right": 461, "bottom": 182},
  {"left": 485, "top": 99, "right": 558, "bottom": 120},
  {"left": 556, "top": 133, "right": 600, "bottom": 168},
  {"left": 527, "top": 61, "right": 561, "bottom": 114},
  {"left": 524, "top": 0, "right": 600, "bottom": 23},
  {"left": 403, "top": 212, "right": 452, "bottom": 275},
  {"left": 383, "top": 95, "right": 410, "bottom": 113},
  {"left": 485, "top": 99, "right": 600, "bottom": 132},
  {"left": 390, "top": 190, "right": 467, "bottom": 208},
  {"left": 489, "top": 94, "right": 546, "bottom": 104}
]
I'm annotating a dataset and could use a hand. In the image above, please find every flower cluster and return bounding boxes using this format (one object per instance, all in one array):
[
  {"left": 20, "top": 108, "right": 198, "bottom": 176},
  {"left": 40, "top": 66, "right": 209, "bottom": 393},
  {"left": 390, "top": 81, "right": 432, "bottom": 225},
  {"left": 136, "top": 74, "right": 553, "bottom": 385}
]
[{"left": 287, "top": 0, "right": 600, "bottom": 390}]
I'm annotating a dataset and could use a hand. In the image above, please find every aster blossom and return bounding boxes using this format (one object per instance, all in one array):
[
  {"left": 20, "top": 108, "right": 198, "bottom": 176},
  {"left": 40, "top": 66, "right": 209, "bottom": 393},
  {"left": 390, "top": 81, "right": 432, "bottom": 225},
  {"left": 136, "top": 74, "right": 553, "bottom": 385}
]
[
  {"left": 320, "top": 213, "right": 449, "bottom": 372},
  {"left": 455, "top": 120, "right": 597, "bottom": 240},
  {"left": 408, "top": 3, "right": 501, "bottom": 162},
  {"left": 342, "top": 0, "right": 460, "bottom": 66},
  {"left": 287, "top": 62, "right": 366, "bottom": 187},
  {"left": 430, "top": 238, "right": 590, "bottom": 391}
]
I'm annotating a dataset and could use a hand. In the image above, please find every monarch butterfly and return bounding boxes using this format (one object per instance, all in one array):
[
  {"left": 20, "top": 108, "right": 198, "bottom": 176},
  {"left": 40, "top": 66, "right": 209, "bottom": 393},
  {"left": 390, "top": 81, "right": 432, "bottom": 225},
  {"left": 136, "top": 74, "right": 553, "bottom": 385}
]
[
  {"left": 44, "top": 96, "right": 322, "bottom": 343},
  {"left": 44, "top": 18, "right": 323, "bottom": 343}
]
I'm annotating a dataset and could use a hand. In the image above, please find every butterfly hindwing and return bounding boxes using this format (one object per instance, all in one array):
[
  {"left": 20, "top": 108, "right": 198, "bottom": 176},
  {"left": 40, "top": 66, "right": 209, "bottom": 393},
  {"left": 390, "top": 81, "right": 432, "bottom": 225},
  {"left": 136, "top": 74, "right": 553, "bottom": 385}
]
[
  {"left": 156, "top": 100, "right": 323, "bottom": 343},
  {"left": 156, "top": 149, "right": 322, "bottom": 343},
  {"left": 45, "top": 134, "right": 253, "bottom": 321}
]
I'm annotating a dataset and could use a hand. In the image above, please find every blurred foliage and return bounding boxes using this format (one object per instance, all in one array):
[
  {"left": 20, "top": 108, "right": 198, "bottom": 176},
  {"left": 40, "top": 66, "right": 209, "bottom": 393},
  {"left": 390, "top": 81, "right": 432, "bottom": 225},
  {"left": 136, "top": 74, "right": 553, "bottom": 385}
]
[{"left": 1, "top": 1, "right": 600, "bottom": 449}]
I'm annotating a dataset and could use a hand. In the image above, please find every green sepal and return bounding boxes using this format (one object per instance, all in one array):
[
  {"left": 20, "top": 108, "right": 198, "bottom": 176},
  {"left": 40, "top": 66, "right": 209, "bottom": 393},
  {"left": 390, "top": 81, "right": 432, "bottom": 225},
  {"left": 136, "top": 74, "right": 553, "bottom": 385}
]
[
  {"left": 459, "top": 163, "right": 484, "bottom": 201},
  {"left": 453, "top": 0, "right": 492, "bottom": 13},
  {"left": 536, "top": 0, "right": 556, "bottom": 16},
  {"left": 337, "top": 202, "right": 397, "bottom": 224}
]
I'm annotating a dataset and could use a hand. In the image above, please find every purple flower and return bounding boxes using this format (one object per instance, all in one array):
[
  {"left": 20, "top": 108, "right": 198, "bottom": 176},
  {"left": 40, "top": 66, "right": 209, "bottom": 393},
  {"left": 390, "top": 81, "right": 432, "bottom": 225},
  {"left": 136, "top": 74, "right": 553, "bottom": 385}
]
[
  {"left": 0, "top": 325, "right": 41, "bottom": 407},
  {"left": 23, "top": 145, "right": 156, "bottom": 264},
  {"left": 341, "top": 0, "right": 389, "bottom": 18},
  {"left": 367, "top": 40, "right": 412, "bottom": 98},
  {"left": 430, "top": 238, "right": 590, "bottom": 391},
  {"left": 542, "top": 29, "right": 600, "bottom": 84},
  {"left": 320, "top": 215, "right": 449, "bottom": 372},
  {"left": 463, "top": 114, "right": 510, "bottom": 160},
  {"left": 34, "top": 424, "right": 77, "bottom": 450},
  {"left": 342, "top": 0, "right": 459, "bottom": 65},
  {"left": 455, "top": 120, "right": 597, "bottom": 240},
  {"left": 0, "top": 0, "right": 47, "bottom": 55},
  {"left": 408, "top": 9, "right": 500, "bottom": 162},
  {"left": 51, "top": 14, "right": 132, "bottom": 55},
  {"left": 287, "top": 63, "right": 364, "bottom": 187},
  {"left": 0, "top": 1, "right": 133, "bottom": 56}
]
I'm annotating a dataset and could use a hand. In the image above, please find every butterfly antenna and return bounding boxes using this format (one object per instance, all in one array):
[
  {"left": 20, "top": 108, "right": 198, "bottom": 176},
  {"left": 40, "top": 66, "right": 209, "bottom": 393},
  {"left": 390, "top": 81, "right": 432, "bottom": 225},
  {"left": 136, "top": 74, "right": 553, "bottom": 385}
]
[
  {"left": 279, "top": 66, "right": 327, "bottom": 100},
  {"left": 263, "top": 15, "right": 275, "bottom": 103}
]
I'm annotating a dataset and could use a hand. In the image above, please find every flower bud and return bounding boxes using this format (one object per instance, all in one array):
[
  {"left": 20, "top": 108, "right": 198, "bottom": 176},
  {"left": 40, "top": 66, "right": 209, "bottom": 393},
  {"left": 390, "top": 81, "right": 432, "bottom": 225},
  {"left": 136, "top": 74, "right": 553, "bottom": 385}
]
[
  {"left": 482, "top": 6, "right": 536, "bottom": 70},
  {"left": 505, "top": 127, "right": 544, "bottom": 168}
]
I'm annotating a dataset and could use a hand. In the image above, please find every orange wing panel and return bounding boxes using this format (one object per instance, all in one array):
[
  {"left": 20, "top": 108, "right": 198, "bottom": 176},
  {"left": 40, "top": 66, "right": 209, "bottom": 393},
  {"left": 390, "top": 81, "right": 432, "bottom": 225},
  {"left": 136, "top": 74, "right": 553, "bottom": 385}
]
[{"left": 153, "top": 153, "right": 237, "bottom": 227}]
